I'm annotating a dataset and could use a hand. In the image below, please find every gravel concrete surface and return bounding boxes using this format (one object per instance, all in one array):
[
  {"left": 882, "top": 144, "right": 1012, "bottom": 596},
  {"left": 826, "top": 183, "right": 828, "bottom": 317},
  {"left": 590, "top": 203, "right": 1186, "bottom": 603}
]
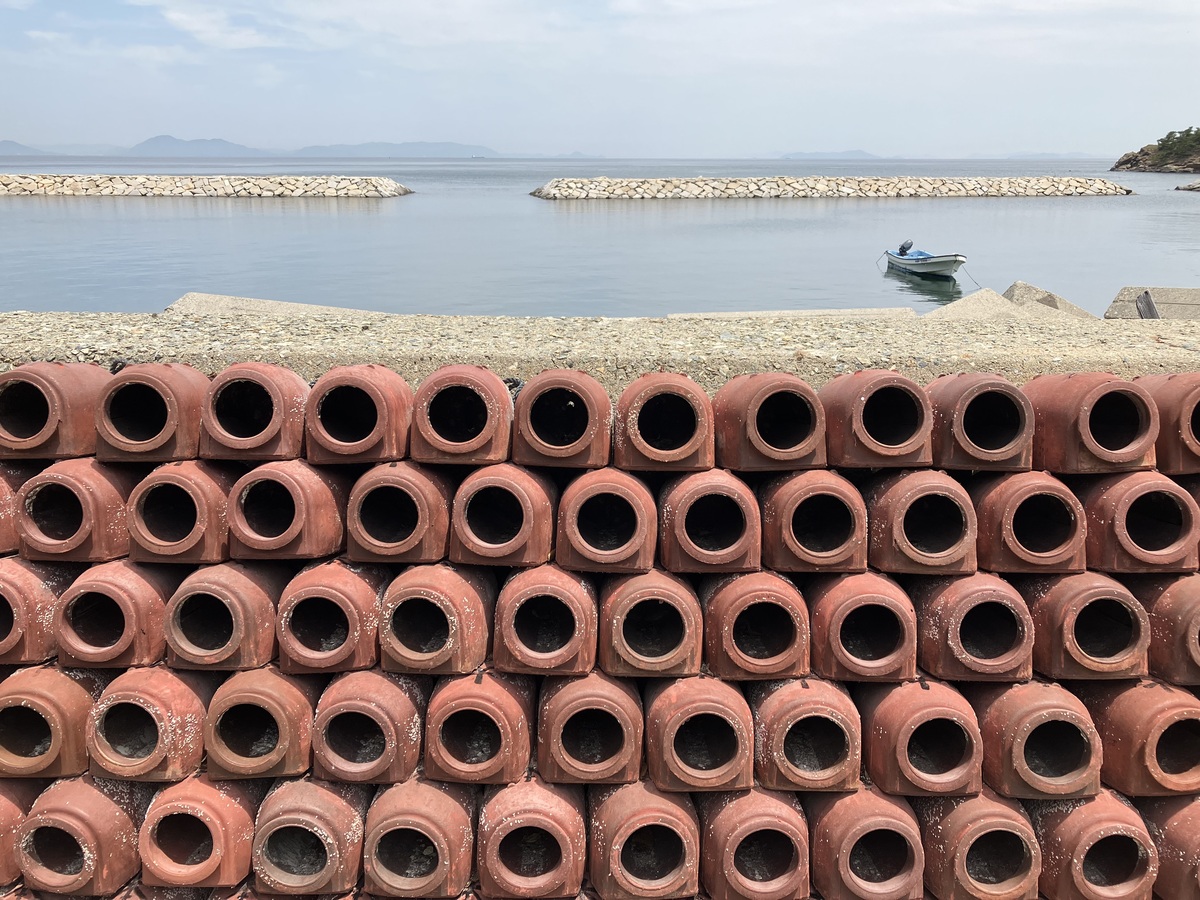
[{"left": 1, "top": 291, "right": 1198, "bottom": 394}]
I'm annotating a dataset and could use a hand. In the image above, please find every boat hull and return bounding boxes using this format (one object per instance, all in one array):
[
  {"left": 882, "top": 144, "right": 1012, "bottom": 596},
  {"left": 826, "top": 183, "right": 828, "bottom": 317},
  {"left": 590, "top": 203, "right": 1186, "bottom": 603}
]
[{"left": 885, "top": 251, "right": 966, "bottom": 276}]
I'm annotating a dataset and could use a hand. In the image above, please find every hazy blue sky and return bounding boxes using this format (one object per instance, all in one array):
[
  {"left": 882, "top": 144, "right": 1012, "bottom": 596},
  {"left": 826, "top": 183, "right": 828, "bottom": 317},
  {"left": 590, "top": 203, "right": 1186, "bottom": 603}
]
[{"left": 1, "top": 0, "right": 1196, "bottom": 157}]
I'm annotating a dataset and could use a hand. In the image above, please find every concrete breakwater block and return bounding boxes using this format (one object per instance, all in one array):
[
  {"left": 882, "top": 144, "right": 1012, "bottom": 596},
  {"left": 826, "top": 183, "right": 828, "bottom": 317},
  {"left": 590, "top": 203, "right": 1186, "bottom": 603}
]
[
  {"left": 1106, "top": 286, "right": 1200, "bottom": 319},
  {"left": 0, "top": 174, "right": 411, "bottom": 198},
  {"left": 531, "top": 175, "right": 1133, "bottom": 199}
]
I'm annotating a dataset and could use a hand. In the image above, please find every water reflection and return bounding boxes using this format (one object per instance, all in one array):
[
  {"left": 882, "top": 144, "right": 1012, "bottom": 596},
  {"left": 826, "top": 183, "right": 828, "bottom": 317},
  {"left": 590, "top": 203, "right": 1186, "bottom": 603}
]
[{"left": 883, "top": 267, "right": 964, "bottom": 304}]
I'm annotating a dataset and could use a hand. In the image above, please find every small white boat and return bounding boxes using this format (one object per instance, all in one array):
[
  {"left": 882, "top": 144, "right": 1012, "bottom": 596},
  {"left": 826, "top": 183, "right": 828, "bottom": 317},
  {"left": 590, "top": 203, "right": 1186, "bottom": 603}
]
[{"left": 885, "top": 240, "right": 966, "bottom": 277}]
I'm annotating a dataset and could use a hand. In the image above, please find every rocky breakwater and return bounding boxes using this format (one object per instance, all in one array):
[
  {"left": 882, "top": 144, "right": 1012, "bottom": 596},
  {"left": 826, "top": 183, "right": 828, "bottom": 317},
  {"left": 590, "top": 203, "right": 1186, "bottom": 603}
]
[
  {"left": 0, "top": 173, "right": 411, "bottom": 197},
  {"left": 532, "top": 175, "right": 1132, "bottom": 199}
]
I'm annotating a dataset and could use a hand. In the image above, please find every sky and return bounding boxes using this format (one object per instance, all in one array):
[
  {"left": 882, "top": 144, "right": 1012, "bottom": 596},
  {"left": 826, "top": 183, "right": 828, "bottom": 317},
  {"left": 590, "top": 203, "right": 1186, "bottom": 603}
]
[{"left": 0, "top": 0, "right": 1197, "bottom": 158}]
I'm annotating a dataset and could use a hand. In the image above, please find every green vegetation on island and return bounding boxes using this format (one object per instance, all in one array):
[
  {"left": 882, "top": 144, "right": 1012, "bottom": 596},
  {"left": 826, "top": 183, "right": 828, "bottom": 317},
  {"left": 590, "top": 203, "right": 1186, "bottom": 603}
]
[{"left": 1113, "top": 126, "right": 1200, "bottom": 173}]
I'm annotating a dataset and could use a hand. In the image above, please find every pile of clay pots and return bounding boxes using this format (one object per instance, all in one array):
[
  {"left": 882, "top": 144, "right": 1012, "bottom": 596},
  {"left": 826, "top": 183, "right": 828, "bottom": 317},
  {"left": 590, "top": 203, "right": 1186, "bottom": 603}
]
[{"left": 0, "top": 361, "right": 1198, "bottom": 900}]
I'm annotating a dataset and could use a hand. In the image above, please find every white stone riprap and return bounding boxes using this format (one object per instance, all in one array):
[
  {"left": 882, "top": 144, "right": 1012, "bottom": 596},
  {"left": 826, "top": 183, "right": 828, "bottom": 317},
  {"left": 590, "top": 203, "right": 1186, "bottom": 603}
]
[
  {"left": 531, "top": 175, "right": 1132, "bottom": 199},
  {"left": 0, "top": 174, "right": 410, "bottom": 198}
]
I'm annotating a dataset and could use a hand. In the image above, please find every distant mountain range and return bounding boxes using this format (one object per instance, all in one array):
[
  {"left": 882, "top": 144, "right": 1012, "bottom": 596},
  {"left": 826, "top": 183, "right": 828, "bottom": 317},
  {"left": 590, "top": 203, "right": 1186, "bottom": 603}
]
[
  {"left": 0, "top": 135, "right": 599, "bottom": 159},
  {"left": 0, "top": 135, "right": 1111, "bottom": 161},
  {"left": 0, "top": 140, "right": 45, "bottom": 156},
  {"left": 781, "top": 150, "right": 881, "bottom": 160}
]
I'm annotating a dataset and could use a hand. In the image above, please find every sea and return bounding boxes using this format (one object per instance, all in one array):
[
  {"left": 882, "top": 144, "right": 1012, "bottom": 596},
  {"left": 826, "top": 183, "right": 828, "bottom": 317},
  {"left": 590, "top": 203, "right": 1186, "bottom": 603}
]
[{"left": 0, "top": 157, "right": 1196, "bottom": 317}]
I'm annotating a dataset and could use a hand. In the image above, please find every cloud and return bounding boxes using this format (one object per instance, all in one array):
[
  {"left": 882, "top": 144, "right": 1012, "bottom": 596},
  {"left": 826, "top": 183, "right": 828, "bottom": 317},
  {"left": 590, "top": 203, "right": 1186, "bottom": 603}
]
[
  {"left": 127, "top": 1, "right": 280, "bottom": 49},
  {"left": 19, "top": 27, "right": 199, "bottom": 66}
]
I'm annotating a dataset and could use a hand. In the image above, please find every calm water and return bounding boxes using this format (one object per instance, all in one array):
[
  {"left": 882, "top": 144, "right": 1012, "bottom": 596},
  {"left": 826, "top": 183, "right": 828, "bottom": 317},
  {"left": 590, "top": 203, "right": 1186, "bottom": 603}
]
[{"left": 0, "top": 157, "right": 1196, "bottom": 316}]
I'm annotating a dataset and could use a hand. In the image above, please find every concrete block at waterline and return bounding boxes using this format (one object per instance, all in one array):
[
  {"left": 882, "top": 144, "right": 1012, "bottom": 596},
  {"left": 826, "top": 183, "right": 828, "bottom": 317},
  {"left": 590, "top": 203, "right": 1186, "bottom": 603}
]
[
  {"left": 513, "top": 369, "right": 612, "bottom": 469},
  {"left": 87, "top": 666, "right": 220, "bottom": 781},
  {"left": 925, "top": 372, "right": 1035, "bottom": 471},
  {"left": 1069, "top": 678, "right": 1200, "bottom": 796},
  {"left": 1073, "top": 470, "right": 1200, "bottom": 572},
  {"left": 0, "top": 779, "right": 49, "bottom": 886},
  {"left": 379, "top": 563, "right": 497, "bottom": 675},
  {"left": 0, "top": 666, "right": 111, "bottom": 777},
  {"left": 204, "top": 665, "right": 322, "bottom": 779},
  {"left": 276, "top": 558, "right": 389, "bottom": 674},
  {"left": 1022, "top": 373, "right": 1158, "bottom": 473},
  {"left": 1106, "top": 285, "right": 1200, "bottom": 319},
  {"left": 960, "top": 679, "right": 1102, "bottom": 799},
  {"left": 1003, "top": 280, "right": 1096, "bottom": 319},
  {"left": 346, "top": 462, "right": 454, "bottom": 564},
  {"left": 613, "top": 373, "right": 715, "bottom": 472},
  {"left": 1025, "top": 788, "right": 1158, "bottom": 900},
  {"left": 806, "top": 571, "right": 918, "bottom": 681},
  {"left": 861, "top": 469, "right": 978, "bottom": 575},
  {"left": 0, "top": 557, "right": 82, "bottom": 665},
  {"left": 165, "top": 561, "right": 292, "bottom": 670},
  {"left": 228, "top": 460, "right": 351, "bottom": 559},
  {"left": 0, "top": 361, "right": 111, "bottom": 460},
  {"left": 712, "top": 372, "right": 826, "bottom": 470},
  {"left": 967, "top": 471, "right": 1087, "bottom": 573},
  {"left": 758, "top": 469, "right": 867, "bottom": 573},
  {"left": 538, "top": 671, "right": 643, "bottom": 785},
  {"left": 95, "top": 362, "right": 211, "bottom": 462},
  {"left": 17, "top": 457, "right": 142, "bottom": 561},
  {"left": 55, "top": 559, "right": 186, "bottom": 668},
  {"left": 853, "top": 675, "right": 983, "bottom": 796},
  {"left": 493, "top": 564, "right": 597, "bottom": 675},
  {"left": 1013, "top": 571, "right": 1149, "bottom": 679},
  {"left": 907, "top": 573, "right": 1035, "bottom": 681},
  {"left": 0, "top": 462, "right": 43, "bottom": 554},
  {"left": 200, "top": 362, "right": 309, "bottom": 461},
  {"left": 597, "top": 568, "right": 703, "bottom": 678},
  {"left": 909, "top": 787, "right": 1041, "bottom": 900},
  {"left": 1133, "top": 795, "right": 1200, "bottom": 900},
  {"left": 449, "top": 463, "right": 558, "bottom": 567},
  {"left": 16, "top": 774, "right": 155, "bottom": 896},
  {"left": 586, "top": 781, "right": 700, "bottom": 900},
  {"left": 643, "top": 676, "right": 753, "bottom": 792},
  {"left": 695, "top": 788, "right": 809, "bottom": 900},
  {"left": 304, "top": 364, "right": 412, "bottom": 464},
  {"left": 127, "top": 460, "right": 243, "bottom": 563},
  {"left": 251, "top": 777, "right": 372, "bottom": 896},
  {"left": 658, "top": 469, "right": 761, "bottom": 572},
  {"left": 818, "top": 369, "right": 933, "bottom": 468},
  {"left": 554, "top": 467, "right": 657, "bottom": 574},
  {"left": 363, "top": 775, "right": 479, "bottom": 898},
  {"left": 409, "top": 364, "right": 514, "bottom": 465},
  {"left": 923, "top": 287, "right": 1071, "bottom": 322},
  {"left": 1135, "top": 372, "right": 1200, "bottom": 473},
  {"left": 139, "top": 774, "right": 268, "bottom": 887},
  {"left": 1121, "top": 573, "right": 1200, "bottom": 684},
  {"left": 801, "top": 785, "right": 924, "bottom": 900},
  {"left": 476, "top": 778, "right": 586, "bottom": 900},
  {"left": 312, "top": 669, "right": 430, "bottom": 783},
  {"left": 698, "top": 571, "right": 809, "bottom": 680},
  {"left": 423, "top": 668, "right": 535, "bottom": 785},
  {"left": 746, "top": 676, "right": 861, "bottom": 792}
]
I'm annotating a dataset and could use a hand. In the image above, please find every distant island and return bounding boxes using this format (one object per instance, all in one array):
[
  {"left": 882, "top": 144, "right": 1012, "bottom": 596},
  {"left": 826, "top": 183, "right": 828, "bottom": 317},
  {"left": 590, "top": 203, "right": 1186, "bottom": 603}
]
[
  {"left": 1112, "top": 126, "right": 1200, "bottom": 173},
  {"left": 0, "top": 140, "right": 44, "bottom": 156},
  {"left": 0, "top": 135, "right": 601, "bottom": 159},
  {"left": 781, "top": 150, "right": 880, "bottom": 160}
]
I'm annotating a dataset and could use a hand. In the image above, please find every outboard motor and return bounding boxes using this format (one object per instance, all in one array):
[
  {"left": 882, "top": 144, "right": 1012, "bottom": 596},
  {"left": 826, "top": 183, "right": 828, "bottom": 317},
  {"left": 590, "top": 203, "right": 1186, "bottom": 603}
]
[{"left": 898, "top": 239, "right": 913, "bottom": 257}]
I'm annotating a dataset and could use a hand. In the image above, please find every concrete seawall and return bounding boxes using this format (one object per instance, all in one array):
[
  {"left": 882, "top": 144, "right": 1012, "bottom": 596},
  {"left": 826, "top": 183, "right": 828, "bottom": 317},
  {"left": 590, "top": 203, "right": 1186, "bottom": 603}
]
[
  {"left": 532, "top": 175, "right": 1132, "bottom": 199},
  {"left": 0, "top": 174, "right": 410, "bottom": 198},
  {"left": 1, "top": 290, "right": 1197, "bottom": 395}
]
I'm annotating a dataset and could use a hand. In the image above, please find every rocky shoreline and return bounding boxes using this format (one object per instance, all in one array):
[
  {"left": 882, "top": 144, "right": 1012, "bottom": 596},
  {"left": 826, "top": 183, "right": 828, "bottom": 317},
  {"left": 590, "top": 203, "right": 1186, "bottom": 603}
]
[
  {"left": 531, "top": 175, "right": 1131, "bottom": 199},
  {"left": 0, "top": 174, "right": 411, "bottom": 197}
]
